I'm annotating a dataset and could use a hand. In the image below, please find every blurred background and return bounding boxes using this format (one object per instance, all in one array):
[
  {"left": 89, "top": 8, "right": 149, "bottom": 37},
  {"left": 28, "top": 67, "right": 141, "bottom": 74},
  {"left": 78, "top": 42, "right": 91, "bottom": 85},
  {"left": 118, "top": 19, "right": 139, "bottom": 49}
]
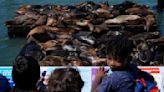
[{"left": 0, "top": 0, "right": 163, "bottom": 65}]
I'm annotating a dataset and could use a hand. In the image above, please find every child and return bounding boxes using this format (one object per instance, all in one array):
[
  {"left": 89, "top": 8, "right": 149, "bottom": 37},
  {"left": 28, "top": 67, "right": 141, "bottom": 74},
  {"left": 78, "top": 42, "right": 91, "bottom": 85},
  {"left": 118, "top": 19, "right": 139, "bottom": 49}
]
[{"left": 92, "top": 35, "right": 156, "bottom": 92}]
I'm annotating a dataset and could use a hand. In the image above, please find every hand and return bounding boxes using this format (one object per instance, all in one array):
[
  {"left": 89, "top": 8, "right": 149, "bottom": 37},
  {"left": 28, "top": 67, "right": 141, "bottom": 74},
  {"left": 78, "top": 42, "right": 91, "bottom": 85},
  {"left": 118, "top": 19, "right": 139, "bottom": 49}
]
[
  {"left": 92, "top": 67, "right": 108, "bottom": 92},
  {"left": 95, "top": 67, "right": 108, "bottom": 84}
]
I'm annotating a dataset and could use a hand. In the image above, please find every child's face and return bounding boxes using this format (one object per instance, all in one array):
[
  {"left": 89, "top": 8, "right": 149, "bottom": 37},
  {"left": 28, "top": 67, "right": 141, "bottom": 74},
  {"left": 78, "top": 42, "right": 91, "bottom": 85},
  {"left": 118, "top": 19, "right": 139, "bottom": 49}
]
[{"left": 107, "top": 56, "right": 127, "bottom": 71}]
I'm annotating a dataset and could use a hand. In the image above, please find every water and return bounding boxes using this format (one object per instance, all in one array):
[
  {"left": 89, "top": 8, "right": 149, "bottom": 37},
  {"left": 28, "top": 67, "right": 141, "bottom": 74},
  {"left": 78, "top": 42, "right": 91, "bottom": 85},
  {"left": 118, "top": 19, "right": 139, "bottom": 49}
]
[{"left": 0, "top": 0, "right": 163, "bottom": 65}]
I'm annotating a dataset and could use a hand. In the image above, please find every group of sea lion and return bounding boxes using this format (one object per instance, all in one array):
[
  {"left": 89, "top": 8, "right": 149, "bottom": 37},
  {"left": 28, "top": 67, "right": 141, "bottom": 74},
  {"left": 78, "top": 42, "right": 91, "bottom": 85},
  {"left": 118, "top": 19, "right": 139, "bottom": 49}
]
[{"left": 6, "top": 1, "right": 164, "bottom": 66}]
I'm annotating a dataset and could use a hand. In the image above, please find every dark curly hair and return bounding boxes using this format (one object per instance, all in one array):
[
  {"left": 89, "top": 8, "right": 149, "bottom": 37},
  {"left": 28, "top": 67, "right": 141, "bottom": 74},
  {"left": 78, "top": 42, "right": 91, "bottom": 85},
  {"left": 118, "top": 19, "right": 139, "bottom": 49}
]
[
  {"left": 12, "top": 56, "right": 40, "bottom": 91},
  {"left": 106, "top": 35, "right": 134, "bottom": 62},
  {"left": 48, "top": 68, "right": 84, "bottom": 92}
]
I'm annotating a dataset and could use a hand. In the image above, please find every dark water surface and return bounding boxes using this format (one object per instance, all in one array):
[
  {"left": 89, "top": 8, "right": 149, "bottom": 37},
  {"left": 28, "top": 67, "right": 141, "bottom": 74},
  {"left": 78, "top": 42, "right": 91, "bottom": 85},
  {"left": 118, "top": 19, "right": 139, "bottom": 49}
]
[{"left": 0, "top": 0, "right": 163, "bottom": 65}]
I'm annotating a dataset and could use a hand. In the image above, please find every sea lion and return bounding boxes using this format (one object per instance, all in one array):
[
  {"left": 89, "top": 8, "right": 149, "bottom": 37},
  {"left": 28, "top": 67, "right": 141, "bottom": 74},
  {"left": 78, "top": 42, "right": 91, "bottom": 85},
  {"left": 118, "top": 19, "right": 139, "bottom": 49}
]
[
  {"left": 75, "top": 19, "right": 90, "bottom": 26},
  {"left": 144, "top": 15, "right": 155, "bottom": 31},
  {"left": 76, "top": 1, "right": 100, "bottom": 12},
  {"left": 111, "top": 1, "right": 135, "bottom": 16},
  {"left": 105, "top": 15, "right": 141, "bottom": 24},
  {"left": 33, "top": 15, "right": 47, "bottom": 27},
  {"left": 73, "top": 31, "right": 95, "bottom": 45},
  {"left": 91, "top": 18, "right": 105, "bottom": 25},
  {"left": 129, "top": 32, "right": 160, "bottom": 45},
  {"left": 63, "top": 44, "right": 78, "bottom": 52},
  {"left": 17, "top": 41, "right": 45, "bottom": 61},
  {"left": 116, "top": 1, "right": 135, "bottom": 9},
  {"left": 124, "top": 18, "right": 146, "bottom": 25},
  {"left": 39, "top": 56, "right": 65, "bottom": 66},
  {"left": 146, "top": 36, "right": 164, "bottom": 52},
  {"left": 16, "top": 5, "right": 29, "bottom": 15},
  {"left": 39, "top": 40, "right": 57, "bottom": 50},
  {"left": 91, "top": 7, "right": 113, "bottom": 19},
  {"left": 22, "top": 18, "right": 36, "bottom": 26},
  {"left": 92, "top": 8, "right": 110, "bottom": 14},
  {"left": 27, "top": 25, "right": 59, "bottom": 43},
  {"left": 151, "top": 51, "right": 164, "bottom": 65},
  {"left": 92, "top": 58, "right": 107, "bottom": 66},
  {"left": 13, "top": 15, "right": 30, "bottom": 25},
  {"left": 136, "top": 42, "right": 155, "bottom": 65},
  {"left": 24, "top": 11, "right": 40, "bottom": 20},
  {"left": 46, "top": 16, "right": 57, "bottom": 26},
  {"left": 125, "top": 7, "right": 155, "bottom": 16},
  {"left": 6, "top": 11, "right": 39, "bottom": 25},
  {"left": 27, "top": 25, "right": 59, "bottom": 37},
  {"left": 72, "top": 60, "right": 92, "bottom": 66},
  {"left": 92, "top": 23, "right": 109, "bottom": 33}
]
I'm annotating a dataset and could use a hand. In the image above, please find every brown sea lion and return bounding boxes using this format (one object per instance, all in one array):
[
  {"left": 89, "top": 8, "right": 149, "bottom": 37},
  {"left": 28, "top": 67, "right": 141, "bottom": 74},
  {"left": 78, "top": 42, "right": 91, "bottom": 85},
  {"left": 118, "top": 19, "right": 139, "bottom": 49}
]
[
  {"left": 91, "top": 18, "right": 105, "bottom": 25},
  {"left": 6, "top": 11, "right": 39, "bottom": 25},
  {"left": 72, "top": 60, "right": 92, "bottom": 66},
  {"left": 65, "top": 56, "right": 83, "bottom": 66},
  {"left": 92, "top": 23, "right": 109, "bottom": 33},
  {"left": 91, "top": 8, "right": 113, "bottom": 19},
  {"left": 129, "top": 32, "right": 160, "bottom": 44},
  {"left": 22, "top": 18, "right": 36, "bottom": 26},
  {"left": 39, "top": 56, "right": 65, "bottom": 66},
  {"left": 46, "top": 16, "right": 57, "bottom": 26},
  {"left": 13, "top": 15, "right": 30, "bottom": 24},
  {"left": 24, "top": 11, "right": 40, "bottom": 20},
  {"left": 92, "top": 8, "right": 110, "bottom": 14},
  {"left": 33, "top": 15, "right": 47, "bottom": 26},
  {"left": 16, "top": 5, "right": 29, "bottom": 15},
  {"left": 79, "top": 47, "right": 97, "bottom": 65},
  {"left": 105, "top": 15, "right": 141, "bottom": 24},
  {"left": 144, "top": 15, "right": 155, "bottom": 31},
  {"left": 125, "top": 18, "right": 146, "bottom": 25},
  {"left": 75, "top": 19, "right": 94, "bottom": 31},
  {"left": 125, "top": 8, "right": 155, "bottom": 16},
  {"left": 27, "top": 25, "right": 59, "bottom": 38},
  {"left": 27, "top": 25, "right": 59, "bottom": 43},
  {"left": 93, "top": 12, "right": 113, "bottom": 19},
  {"left": 39, "top": 40, "right": 57, "bottom": 50},
  {"left": 75, "top": 19, "right": 90, "bottom": 26},
  {"left": 125, "top": 7, "right": 140, "bottom": 14},
  {"left": 92, "top": 58, "right": 107, "bottom": 66}
]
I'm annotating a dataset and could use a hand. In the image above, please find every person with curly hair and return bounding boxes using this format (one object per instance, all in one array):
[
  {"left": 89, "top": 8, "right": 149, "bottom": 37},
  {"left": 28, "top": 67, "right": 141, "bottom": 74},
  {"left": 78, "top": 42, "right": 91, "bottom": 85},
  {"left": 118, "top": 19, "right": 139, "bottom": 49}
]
[{"left": 48, "top": 67, "right": 84, "bottom": 92}]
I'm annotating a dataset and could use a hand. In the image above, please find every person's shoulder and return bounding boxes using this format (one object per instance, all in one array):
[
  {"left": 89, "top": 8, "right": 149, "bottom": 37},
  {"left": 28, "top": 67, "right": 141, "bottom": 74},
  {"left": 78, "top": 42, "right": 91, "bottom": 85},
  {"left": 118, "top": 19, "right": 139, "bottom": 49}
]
[
  {"left": 110, "top": 71, "right": 131, "bottom": 78},
  {"left": 100, "top": 71, "right": 134, "bottom": 92},
  {"left": 107, "top": 71, "right": 134, "bottom": 82}
]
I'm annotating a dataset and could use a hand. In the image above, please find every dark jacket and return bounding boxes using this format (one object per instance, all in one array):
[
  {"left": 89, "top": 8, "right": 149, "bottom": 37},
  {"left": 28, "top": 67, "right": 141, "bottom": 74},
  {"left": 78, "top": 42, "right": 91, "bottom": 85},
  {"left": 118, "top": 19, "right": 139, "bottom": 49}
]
[{"left": 98, "top": 63, "right": 155, "bottom": 92}]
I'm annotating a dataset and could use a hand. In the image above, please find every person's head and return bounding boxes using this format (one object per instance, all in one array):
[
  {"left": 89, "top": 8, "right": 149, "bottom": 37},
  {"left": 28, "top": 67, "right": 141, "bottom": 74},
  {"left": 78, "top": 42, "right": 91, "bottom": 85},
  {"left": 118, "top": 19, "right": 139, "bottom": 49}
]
[
  {"left": 12, "top": 56, "right": 40, "bottom": 90},
  {"left": 0, "top": 74, "right": 11, "bottom": 92},
  {"left": 106, "top": 35, "right": 133, "bottom": 71},
  {"left": 48, "top": 68, "right": 84, "bottom": 92}
]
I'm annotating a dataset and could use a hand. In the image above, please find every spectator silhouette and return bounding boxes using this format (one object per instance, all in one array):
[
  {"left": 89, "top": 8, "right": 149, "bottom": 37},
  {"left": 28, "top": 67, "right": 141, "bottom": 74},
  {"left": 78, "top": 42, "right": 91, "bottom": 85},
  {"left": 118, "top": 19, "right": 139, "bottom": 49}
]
[{"left": 11, "top": 56, "right": 40, "bottom": 92}]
